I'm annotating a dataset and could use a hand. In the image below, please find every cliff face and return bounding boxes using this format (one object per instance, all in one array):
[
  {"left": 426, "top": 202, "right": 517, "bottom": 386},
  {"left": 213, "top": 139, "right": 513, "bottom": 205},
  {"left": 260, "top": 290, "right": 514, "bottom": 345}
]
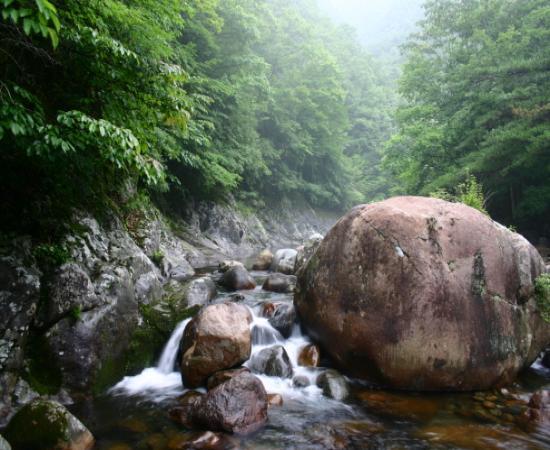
[{"left": 0, "top": 199, "right": 337, "bottom": 425}]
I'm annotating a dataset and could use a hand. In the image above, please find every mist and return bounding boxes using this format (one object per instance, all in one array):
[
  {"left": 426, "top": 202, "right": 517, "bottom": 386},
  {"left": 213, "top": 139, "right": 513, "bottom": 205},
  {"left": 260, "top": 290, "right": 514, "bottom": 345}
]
[{"left": 317, "top": 0, "right": 425, "bottom": 55}]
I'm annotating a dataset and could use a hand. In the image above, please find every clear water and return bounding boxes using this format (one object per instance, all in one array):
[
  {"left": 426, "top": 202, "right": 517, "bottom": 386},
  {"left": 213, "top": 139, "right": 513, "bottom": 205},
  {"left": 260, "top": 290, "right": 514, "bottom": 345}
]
[{"left": 69, "top": 270, "right": 550, "bottom": 450}]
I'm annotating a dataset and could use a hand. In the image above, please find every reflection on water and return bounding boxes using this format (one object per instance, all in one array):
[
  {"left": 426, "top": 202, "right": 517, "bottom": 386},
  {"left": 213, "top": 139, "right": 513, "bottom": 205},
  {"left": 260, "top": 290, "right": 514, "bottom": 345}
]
[{"left": 70, "top": 271, "right": 550, "bottom": 450}]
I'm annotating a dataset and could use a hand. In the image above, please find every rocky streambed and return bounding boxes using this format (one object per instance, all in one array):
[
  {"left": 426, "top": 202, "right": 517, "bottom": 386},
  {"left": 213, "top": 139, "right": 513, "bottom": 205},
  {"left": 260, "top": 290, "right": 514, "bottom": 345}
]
[{"left": 2, "top": 197, "right": 550, "bottom": 449}]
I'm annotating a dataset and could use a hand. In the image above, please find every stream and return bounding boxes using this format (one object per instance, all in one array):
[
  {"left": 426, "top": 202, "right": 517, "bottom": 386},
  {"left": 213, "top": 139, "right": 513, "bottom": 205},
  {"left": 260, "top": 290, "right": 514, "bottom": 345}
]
[{"left": 68, "top": 270, "right": 550, "bottom": 450}]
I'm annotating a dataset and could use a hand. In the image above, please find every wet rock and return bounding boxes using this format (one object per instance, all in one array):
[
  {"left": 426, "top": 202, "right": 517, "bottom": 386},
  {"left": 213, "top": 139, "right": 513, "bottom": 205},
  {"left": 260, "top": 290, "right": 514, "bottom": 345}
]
[
  {"left": 298, "top": 344, "right": 320, "bottom": 367},
  {"left": 267, "top": 393, "right": 283, "bottom": 407},
  {"left": 294, "top": 233, "right": 323, "bottom": 274},
  {"left": 541, "top": 350, "right": 550, "bottom": 368},
  {"left": 207, "top": 367, "right": 251, "bottom": 390},
  {"left": 0, "top": 435, "right": 11, "bottom": 450},
  {"left": 218, "top": 260, "right": 244, "bottom": 273},
  {"left": 293, "top": 375, "right": 310, "bottom": 388},
  {"left": 177, "top": 390, "right": 204, "bottom": 407},
  {"left": 4, "top": 399, "right": 94, "bottom": 450},
  {"left": 271, "top": 249, "right": 298, "bottom": 275},
  {"left": 261, "top": 302, "right": 296, "bottom": 338},
  {"left": 316, "top": 370, "right": 349, "bottom": 401},
  {"left": 252, "top": 250, "right": 273, "bottom": 271},
  {"left": 184, "top": 277, "right": 217, "bottom": 307},
  {"left": 166, "top": 431, "right": 231, "bottom": 450},
  {"left": 295, "top": 196, "right": 550, "bottom": 391},
  {"left": 520, "top": 390, "right": 550, "bottom": 428},
  {"left": 221, "top": 266, "right": 256, "bottom": 291},
  {"left": 179, "top": 303, "right": 252, "bottom": 388},
  {"left": 262, "top": 273, "right": 296, "bottom": 293},
  {"left": 174, "top": 372, "right": 268, "bottom": 435},
  {"left": 249, "top": 345, "right": 293, "bottom": 378}
]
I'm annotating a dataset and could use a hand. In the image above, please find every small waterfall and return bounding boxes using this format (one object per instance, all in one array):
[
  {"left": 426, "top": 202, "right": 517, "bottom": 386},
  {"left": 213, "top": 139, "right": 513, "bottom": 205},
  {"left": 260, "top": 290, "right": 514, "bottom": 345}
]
[
  {"left": 251, "top": 316, "right": 284, "bottom": 345},
  {"left": 157, "top": 318, "right": 191, "bottom": 373},
  {"left": 109, "top": 318, "right": 192, "bottom": 400}
]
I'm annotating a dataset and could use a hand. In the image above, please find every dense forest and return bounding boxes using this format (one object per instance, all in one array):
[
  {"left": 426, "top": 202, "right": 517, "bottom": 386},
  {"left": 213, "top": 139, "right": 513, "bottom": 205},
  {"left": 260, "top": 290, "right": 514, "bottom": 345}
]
[{"left": 0, "top": 0, "right": 548, "bottom": 238}]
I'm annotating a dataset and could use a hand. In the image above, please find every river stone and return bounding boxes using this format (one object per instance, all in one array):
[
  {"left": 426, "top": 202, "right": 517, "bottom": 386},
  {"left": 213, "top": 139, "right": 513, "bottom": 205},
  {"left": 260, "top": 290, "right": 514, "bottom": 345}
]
[
  {"left": 179, "top": 303, "right": 252, "bottom": 388},
  {"left": 263, "top": 302, "right": 296, "bottom": 338},
  {"left": 219, "top": 260, "right": 244, "bottom": 273},
  {"left": 249, "top": 345, "right": 293, "bottom": 378},
  {"left": 298, "top": 344, "right": 320, "bottom": 367},
  {"left": 3, "top": 399, "right": 94, "bottom": 450},
  {"left": 262, "top": 273, "right": 296, "bottom": 293},
  {"left": 252, "top": 250, "right": 274, "bottom": 271},
  {"left": 293, "top": 375, "right": 310, "bottom": 388},
  {"left": 271, "top": 249, "right": 298, "bottom": 275},
  {"left": 188, "top": 372, "right": 268, "bottom": 435},
  {"left": 0, "top": 435, "right": 10, "bottom": 450},
  {"left": 222, "top": 266, "right": 256, "bottom": 291},
  {"left": 295, "top": 196, "right": 550, "bottom": 391},
  {"left": 185, "top": 277, "right": 217, "bottom": 307},
  {"left": 316, "top": 370, "right": 349, "bottom": 401}
]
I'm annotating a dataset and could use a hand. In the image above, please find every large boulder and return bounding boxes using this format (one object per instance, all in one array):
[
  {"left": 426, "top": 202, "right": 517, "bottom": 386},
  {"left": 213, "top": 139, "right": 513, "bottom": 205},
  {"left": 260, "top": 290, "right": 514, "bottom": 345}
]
[
  {"left": 171, "top": 372, "right": 268, "bottom": 435},
  {"left": 222, "top": 266, "right": 256, "bottom": 291},
  {"left": 295, "top": 196, "right": 550, "bottom": 391},
  {"left": 271, "top": 249, "right": 298, "bottom": 275},
  {"left": 3, "top": 399, "right": 94, "bottom": 450},
  {"left": 179, "top": 303, "right": 252, "bottom": 388}
]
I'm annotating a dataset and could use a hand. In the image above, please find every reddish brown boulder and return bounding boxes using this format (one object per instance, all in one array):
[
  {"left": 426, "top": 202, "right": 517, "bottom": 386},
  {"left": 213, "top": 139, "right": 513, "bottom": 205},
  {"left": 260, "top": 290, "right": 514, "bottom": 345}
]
[
  {"left": 295, "top": 196, "right": 550, "bottom": 391},
  {"left": 180, "top": 303, "right": 252, "bottom": 388},
  {"left": 267, "top": 393, "right": 283, "bottom": 407},
  {"left": 207, "top": 367, "right": 251, "bottom": 390},
  {"left": 173, "top": 372, "right": 268, "bottom": 435}
]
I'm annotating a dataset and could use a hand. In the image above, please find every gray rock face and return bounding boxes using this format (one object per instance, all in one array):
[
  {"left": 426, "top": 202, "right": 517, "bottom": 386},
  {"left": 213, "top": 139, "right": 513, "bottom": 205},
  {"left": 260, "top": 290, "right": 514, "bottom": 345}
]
[
  {"left": 184, "top": 277, "right": 217, "bottom": 307},
  {"left": 249, "top": 345, "right": 293, "bottom": 378},
  {"left": 4, "top": 399, "right": 94, "bottom": 450},
  {"left": 316, "top": 369, "right": 349, "bottom": 401},
  {"left": 271, "top": 249, "right": 298, "bottom": 275}
]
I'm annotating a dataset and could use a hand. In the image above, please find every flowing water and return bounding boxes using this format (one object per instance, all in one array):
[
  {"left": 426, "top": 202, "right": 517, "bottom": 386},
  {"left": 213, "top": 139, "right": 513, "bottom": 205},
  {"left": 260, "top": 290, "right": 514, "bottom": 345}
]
[{"left": 69, "top": 270, "right": 550, "bottom": 450}]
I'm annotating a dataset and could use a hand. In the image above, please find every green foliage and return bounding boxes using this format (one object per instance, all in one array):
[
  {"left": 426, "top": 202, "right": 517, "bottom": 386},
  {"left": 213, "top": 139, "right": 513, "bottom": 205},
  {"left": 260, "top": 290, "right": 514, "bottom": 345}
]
[
  {"left": 33, "top": 243, "right": 69, "bottom": 269},
  {"left": 69, "top": 305, "right": 82, "bottom": 322},
  {"left": 151, "top": 250, "right": 164, "bottom": 267},
  {"left": 431, "top": 174, "right": 488, "bottom": 214},
  {"left": 535, "top": 274, "right": 550, "bottom": 323},
  {"left": 385, "top": 0, "right": 550, "bottom": 232},
  {"left": 1, "top": 0, "right": 60, "bottom": 47}
]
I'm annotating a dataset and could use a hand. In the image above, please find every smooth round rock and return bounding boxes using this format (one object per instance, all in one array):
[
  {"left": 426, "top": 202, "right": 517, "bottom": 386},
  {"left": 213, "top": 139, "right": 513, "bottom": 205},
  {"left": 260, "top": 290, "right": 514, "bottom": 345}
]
[{"left": 295, "top": 196, "right": 550, "bottom": 391}]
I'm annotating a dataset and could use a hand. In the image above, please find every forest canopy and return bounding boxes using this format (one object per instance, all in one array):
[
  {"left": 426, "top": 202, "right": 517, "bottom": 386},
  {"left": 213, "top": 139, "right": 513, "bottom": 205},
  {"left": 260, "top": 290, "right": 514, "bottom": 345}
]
[{"left": 0, "top": 0, "right": 548, "bottom": 237}]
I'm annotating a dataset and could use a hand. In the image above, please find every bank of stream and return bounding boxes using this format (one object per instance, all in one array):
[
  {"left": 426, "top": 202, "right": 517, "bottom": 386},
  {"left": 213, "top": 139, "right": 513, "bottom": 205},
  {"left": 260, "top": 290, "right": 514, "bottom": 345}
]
[{"left": 68, "top": 269, "right": 550, "bottom": 450}]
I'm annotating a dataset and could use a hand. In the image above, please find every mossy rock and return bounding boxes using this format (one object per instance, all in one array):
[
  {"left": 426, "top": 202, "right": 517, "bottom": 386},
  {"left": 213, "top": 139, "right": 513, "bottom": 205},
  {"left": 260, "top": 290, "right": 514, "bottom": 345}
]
[{"left": 4, "top": 399, "right": 94, "bottom": 450}]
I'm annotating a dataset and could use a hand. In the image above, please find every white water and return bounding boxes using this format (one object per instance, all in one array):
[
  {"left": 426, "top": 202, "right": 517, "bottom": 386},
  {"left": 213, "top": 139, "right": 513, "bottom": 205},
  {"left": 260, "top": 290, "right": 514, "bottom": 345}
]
[
  {"left": 110, "top": 301, "right": 329, "bottom": 404},
  {"left": 109, "top": 318, "right": 192, "bottom": 400}
]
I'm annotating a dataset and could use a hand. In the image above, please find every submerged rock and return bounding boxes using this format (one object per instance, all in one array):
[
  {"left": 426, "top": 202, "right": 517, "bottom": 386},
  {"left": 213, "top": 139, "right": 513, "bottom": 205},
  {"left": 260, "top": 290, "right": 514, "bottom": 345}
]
[
  {"left": 262, "top": 273, "right": 296, "bottom": 293},
  {"left": 173, "top": 372, "right": 268, "bottom": 435},
  {"left": 271, "top": 249, "right": 298, "bottom": 275},
  {"left": 3, "top": 399, "right": 94, "bottom": 450},
  {"left": 221, "top": 266, "right": 256, "bottom": 291},
  {"left": 249, "top": 345, "right": 293, "bottom": 378},
  {"left": 252, "top": 250, "right": 274, "bottom": 271},
  {"left": 316, "top": 370, "right": 349, "bottom": 401},
  {"left": 295, "top": 196, "right": 550, "bottom": 391},
  {"left": 179, "top": 303, "right": 252, "bottom": 388}
]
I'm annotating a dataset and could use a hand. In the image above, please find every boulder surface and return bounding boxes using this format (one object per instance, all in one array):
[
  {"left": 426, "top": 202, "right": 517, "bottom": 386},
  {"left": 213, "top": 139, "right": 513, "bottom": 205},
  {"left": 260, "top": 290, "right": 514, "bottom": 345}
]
[
  {"left": 295, "top": 196, "right": 550, "bottom": 391},
  {"left": 179, "top": 303, "right": 252, "bottom": 388}
]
